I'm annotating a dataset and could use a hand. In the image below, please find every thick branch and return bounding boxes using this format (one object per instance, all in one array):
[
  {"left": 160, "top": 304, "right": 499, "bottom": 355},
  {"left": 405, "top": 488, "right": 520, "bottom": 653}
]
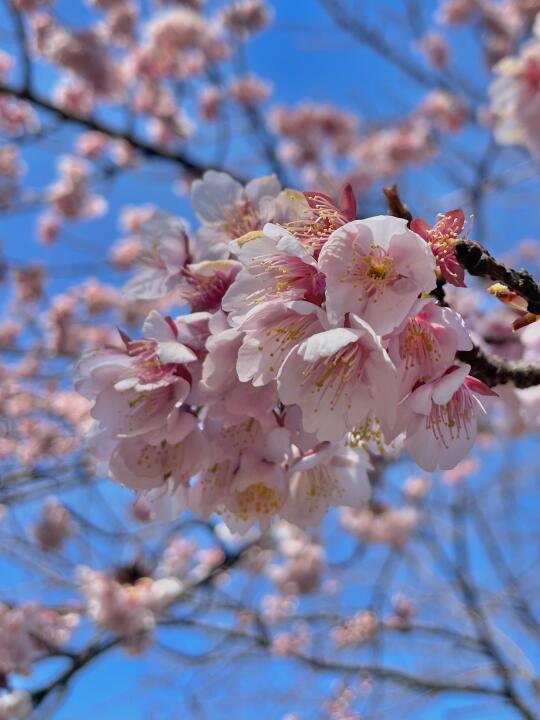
[
  {"left": 457, "top": 345, "right": 540, "bottom": 389},
  {"left": 455, "top": 239, "right": 540, "bottom": 315}
]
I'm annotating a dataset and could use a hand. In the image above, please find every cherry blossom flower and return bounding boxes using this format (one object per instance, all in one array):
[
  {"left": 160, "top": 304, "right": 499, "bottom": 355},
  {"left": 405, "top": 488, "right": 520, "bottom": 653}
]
[
  {"left": 410, "top": 209, "right": 467, "bottom": 287},
  {"left": 387, "top": 299, "right": 472, "bottom": 397},
  {"left": 277, "top": 317, "right": 398, "bottom": 442},
  {"left": 0, "top": 690, "right": 32, "bottom": 720},
  {"left": 331, "top": 610, "right": 378, "bottom": 648},
  {"left": 222, "top": 225, "right": 324, "bottom": 321},
  {"left": 220, "top": 0, "right": 271, "bottom": 38},
  {"left": 48, "top": 156, "right": 106, "bottom": 221},
  {"left": 401, "top": 364, "right": 497, "bottom": 471},
  {"left": 489, "top": 29, "right": 540, "bottom": 159},
  {"left": 282, "top": 444, "right": 371, "bottom": 528},
  {"left": 319, "top": 215, "right": 436, "bottom": 334},
  {"left": 191, "top": 170, "right": 283, "bottom": 250},
  {"left": 32, "top": 497, "right": 77, "bottom": 551},
  {"left": 123, "top": 212, "right": 190, "bottom": 299},
  {"left": 228, "top": 74, "right": 272, "bottom": 106},
  {"left": 341, "top": 504, "right": 419, "bottom": 548}
]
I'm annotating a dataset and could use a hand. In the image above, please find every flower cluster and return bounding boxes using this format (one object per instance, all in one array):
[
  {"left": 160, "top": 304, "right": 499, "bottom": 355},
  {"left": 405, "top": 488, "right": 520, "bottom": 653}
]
[
  {"left": 0, "top": 602, "right": 78, "bottom": 679},
  {"left": 76, "top": 172, "right": 494, "bottom": 532}
]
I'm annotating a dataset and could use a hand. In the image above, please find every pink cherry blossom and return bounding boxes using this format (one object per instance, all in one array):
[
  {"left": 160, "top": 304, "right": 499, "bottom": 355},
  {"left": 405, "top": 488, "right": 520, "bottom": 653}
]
[
  {"left": 277, "top": 317, "right": 398, "bottom": 442},
  {"left": 410, "top": 209, "right": 468, "bottom": 287},
  {"left": 319, "top": 216, "right": 436, "bottom": 334},
  {"left": 32, "top": 496, "right": 77, "bottom": 551},
  {"left": 402, "top": 364, "right": 497, "bottom": 471}
]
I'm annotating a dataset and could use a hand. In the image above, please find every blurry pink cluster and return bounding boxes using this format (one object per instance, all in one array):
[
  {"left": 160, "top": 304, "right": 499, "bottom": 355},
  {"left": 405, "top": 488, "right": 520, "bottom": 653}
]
[{"left": 0, "top": 602, "right": 78, "bottom": 677}]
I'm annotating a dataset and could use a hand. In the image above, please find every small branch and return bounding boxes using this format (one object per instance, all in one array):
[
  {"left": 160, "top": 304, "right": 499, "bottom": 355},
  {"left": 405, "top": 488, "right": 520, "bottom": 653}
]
[{"left": 383, "top": 184, "right": 412, "bottom": 224}]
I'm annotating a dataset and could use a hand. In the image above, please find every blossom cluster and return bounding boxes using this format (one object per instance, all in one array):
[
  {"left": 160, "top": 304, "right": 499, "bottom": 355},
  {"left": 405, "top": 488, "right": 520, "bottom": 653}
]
[{"left": 76, "top": 171, "right": 495, "bottom": 533}]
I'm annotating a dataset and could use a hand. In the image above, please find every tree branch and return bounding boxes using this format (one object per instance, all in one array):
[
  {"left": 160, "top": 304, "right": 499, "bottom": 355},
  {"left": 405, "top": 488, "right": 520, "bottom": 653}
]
[
  {"left": 455, "top": 238, "right": 540, "bottom": 315},
  {"left": 0, "top": 83, "right": 246, "bottom": 181}
]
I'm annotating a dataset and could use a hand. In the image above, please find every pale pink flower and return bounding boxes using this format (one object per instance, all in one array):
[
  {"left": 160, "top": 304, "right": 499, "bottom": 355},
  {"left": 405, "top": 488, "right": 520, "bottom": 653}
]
[
  {"left": 110, "top": 237, "right": 143, "bottom": 268},
  {"left": 418, "top": 90, "right": 467, "bottom": 132},
  {"left": 0, "top": 96, "right": 37, "bottom": 136},
  {"left": 387, "top": 592, "right": 415, "bottom": 629},
  {"left": 319, "top": 215, "right": 436, "bottom": 334},
  {"left": 102, "top": 1, "right": 137, "bottom": 46},
  {"left": 441, "top": 457, "right": 480, "bottom": 484},
  {"left": 410, "top": 209, "right": 467, "bottom": 287},
  {"left": 387, "top": 299, "right": 472, "bottom": 398},
  {"left": 277, "top": 318, "right": 398, "bottom": 442},
  {"left": 130, "top": 495, "right": 152, "bottom": 522},
  {"left": 12, "top": 0, "right": 51, "bottom": 9},
  {"left": 34, "top": 16, "right": 123, "bottom": 97},
  {"left": 77, "top": 567, "right": 155, "bottom": 653},
  {"left": 76, "top": 311, "right": 196, "bottom": 441},
  {"left": 110, "top": 421, "right": 207, "bottom": 495},
  {"left": 0, "top": 691, "right": 32, "bottom": 720},
  {"left": 437, "top": 0, "right": 477, "bottom": 24},
  {"left": 261, "top": 594, "right": 297, "bottom": 623},
  {"left": 403, "top": 476, "right": 429, "bottom": 501},
  {"left": 178, "top": 259, "right": 242, "bottom": 312},
  {"left": 37, "top": 211, "right": 61, "bottom": 245},
  {"left": 191, "top": 170, "right": 282, "bottom": 250},
  {"left": 198, "top": 85, "right": 222, "bottom": 122},
  {"left": 53, "top": 77, "right": 94, "bottom": 117},
  {"left": 76, "top": 131, "right": 109, "bottom": 158},
  {"left": 32, "top": 497, "right": 77, "bottom": 551},
  {"left": 0, "top": 321, "right": 20, "bottom": 348},
  {"left": 271, "top": 624, "right": 309, "bottom": 656},
  {"left": 228, "top": 74, "right": 272, "bottom": 105},
  {"left": 79, "top": 279, "right": 119, "bottom": 315},
  {"left": 220, "top": 0, "right": 271, "bottom": 38},
  {"left": 419, "top": 32, "right": 449, "bottom": 68},
  {"left": 354, "top": 117, "right": 436, "bottom": 178},
  {"left": 156, "top": 537, "right": 197, "bottom": 578},
  {"left": 402, "top": 364, "right": 497, "bottom": 471},
  {"left": 123, "top": 212, "right": 190, "bottom": 299},
  {"left": 120, "top": 204, "right": 157, "bottom": 233},
  {"left": 489, "top": 35, "right": 540, "bottom": 159},
  {"left": 237, "top": 300, "right": 325, "bottom": 387},
  {"left": 222, "top": 225, "right": 324, "bottom": 321},
  {"left": 283, "top": 444, "right": 371, "bottom": 528},
  {"left": 0, "top": 145, "right": 22, "bottom": 179},
  {"left": 145, "top": 7, "right": 221, "bottom": 64},
  {"left": 331, "top": 610, "right": 378, "bottom": 648},
  {"left": 48, "top": 155, "right": 106, "bottom": 220},
  {"left": 0, "top": 51, "right": 14, "bottom": 81},
  {"left": 111, "top": 139, "right": 137, "bottom": 167},
  {"left": 14, "top": 265, "right": 44, "bottom": 303},
  {"left": 341, "top": 504, "right": 419, "bottom": 548},
  {"left": 0, "top": 602, "right": 78, "bottom": 677}
]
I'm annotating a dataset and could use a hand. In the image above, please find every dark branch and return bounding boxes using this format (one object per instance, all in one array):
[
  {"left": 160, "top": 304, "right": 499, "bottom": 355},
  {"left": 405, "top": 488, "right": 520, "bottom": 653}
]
[
  {"left": 455, "top": 239, "right": 540, "bottom": 315},
  {"left": 458, "top": 345, "right": 540, "bottom": 389},
  {"left": 0, "top": 84, "right": 246, "bottom": 182}
]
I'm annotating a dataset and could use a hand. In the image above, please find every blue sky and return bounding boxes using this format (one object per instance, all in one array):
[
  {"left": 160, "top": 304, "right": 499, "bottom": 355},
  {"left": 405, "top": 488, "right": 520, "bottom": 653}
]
[{"left": 1, "top": 0, "right": 540, "bottom": 718}]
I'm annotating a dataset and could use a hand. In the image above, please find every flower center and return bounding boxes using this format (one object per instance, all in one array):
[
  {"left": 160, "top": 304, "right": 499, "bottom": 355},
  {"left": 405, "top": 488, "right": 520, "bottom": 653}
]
[
  {"left": 400, "top": 318, "right": 442, "bottom": 380},
  {"left": 427, "top": 386, "right": 474, "bottom": 447}
]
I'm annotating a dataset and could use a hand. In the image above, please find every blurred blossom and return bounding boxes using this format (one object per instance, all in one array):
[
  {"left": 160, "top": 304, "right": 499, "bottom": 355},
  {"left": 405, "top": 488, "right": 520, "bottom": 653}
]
[{"left": 32, "top": 497, "right": 77, "bottom": 552}]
